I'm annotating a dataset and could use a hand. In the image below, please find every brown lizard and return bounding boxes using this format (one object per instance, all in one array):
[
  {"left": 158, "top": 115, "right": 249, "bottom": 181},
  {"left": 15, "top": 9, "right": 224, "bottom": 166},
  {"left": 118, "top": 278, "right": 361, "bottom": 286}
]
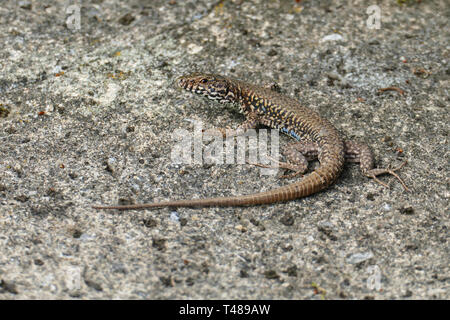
[{"left": 92, "top": 73, "right": 407, "bottom": 210}]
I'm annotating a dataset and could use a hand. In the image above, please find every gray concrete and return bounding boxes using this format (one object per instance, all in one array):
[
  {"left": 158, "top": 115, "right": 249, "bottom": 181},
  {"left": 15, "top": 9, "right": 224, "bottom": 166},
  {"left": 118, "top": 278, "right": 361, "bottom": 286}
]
[{"left": 0, "top": 0, "right": 448, "bottom": 299}]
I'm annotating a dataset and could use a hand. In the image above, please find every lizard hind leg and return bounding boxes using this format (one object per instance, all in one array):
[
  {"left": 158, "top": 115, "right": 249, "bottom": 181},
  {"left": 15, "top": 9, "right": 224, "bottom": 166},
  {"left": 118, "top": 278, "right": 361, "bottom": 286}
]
[
  {"left": 344, "top": 141, "right": 409, "bottom": 191},
  {"left": 279, "top": 141, "right": 319, "bottom": 178},
  {"left": 248, "top": 141, "right": 318, "bottom": 179},
  {"left": 364, "top": 161, "right": 408, "bottom": 191}
]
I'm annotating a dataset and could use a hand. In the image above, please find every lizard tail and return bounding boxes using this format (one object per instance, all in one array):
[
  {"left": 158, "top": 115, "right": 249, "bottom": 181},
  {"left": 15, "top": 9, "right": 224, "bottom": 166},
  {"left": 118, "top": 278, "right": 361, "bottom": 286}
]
[{"left": 92, "top": 162, "right": 341, "bottom": 210}]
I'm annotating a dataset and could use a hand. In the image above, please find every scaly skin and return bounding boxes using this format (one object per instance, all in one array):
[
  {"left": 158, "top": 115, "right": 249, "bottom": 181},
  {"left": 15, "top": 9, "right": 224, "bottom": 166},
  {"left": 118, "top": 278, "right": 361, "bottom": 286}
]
[{"left": 92, "top": 73, "right": 406, "bottom": 210}]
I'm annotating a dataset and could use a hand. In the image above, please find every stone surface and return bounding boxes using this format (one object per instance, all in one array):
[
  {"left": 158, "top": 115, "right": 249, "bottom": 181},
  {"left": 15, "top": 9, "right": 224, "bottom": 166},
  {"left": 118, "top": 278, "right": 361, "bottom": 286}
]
[{"left": 0, "top": 0, "right": 448, "bottom": 299}]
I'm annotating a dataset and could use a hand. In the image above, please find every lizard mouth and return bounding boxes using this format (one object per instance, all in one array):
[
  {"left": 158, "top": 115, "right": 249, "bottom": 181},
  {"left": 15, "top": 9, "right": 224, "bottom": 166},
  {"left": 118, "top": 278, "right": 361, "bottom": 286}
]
[
  {"left": 176, "top": 75, "right": 199, "bottom": 93},
  {"left": 176, "top": 76, "right": 188, "bottom": 89}
]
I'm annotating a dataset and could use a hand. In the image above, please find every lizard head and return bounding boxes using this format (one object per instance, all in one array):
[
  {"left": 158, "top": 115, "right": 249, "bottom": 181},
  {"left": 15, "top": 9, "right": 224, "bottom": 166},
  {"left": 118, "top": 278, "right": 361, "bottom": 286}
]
[{"left": 177, "top": 73, "right": 237, "bottom": 104}]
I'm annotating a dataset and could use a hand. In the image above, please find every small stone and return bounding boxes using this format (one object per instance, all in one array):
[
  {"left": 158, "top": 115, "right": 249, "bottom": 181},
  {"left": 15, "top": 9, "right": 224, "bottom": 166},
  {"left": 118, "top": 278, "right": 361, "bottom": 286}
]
[
  {"left": 240, "top": 270, "right": 249, "bottom": 278},
  {"left": 346, "top": 251, "right": 374, "bottom": 264},
  {"left": 84, "top": 279, "right": 102, "bottom": 291},
  {"left": 264, "top": 270, "right": 279, "bottom": 280},
  {"left": 399, "top": 206, "right": 415, "bottom": 215},
  {"left": 0, "top": 280, "right": 18, "bottom": 294},
  {"left": 152, "top": 238, "right": 166, "bottom": 251},
  {"left": 118, "top": 13, "right": 135, "bottom": 26},
  {"left": 280, "top": 213, "right": 294, "bottom": 226},
  {"left": 285, "top": 266, "right": 297, "bottom": 277}
]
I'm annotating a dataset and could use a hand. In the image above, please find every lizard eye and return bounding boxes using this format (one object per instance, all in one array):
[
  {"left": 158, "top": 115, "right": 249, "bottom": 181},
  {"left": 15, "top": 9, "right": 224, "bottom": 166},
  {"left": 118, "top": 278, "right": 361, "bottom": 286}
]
[{"left": 200, "top": 78, "right": 208, "bottom": 84}]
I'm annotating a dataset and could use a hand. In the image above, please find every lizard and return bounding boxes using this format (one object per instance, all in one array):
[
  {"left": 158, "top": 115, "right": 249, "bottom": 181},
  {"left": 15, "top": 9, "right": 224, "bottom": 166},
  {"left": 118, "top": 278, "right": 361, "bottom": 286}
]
[{"left": 92, "top": 73, "right": 407, "bottom": 210}]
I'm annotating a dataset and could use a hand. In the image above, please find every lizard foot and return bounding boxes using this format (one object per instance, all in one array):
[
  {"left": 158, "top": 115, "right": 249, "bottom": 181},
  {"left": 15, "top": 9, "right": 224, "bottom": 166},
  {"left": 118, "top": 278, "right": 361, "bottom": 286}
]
[{"left": 365, "top": 161, "right": 409, "bottom": 191}]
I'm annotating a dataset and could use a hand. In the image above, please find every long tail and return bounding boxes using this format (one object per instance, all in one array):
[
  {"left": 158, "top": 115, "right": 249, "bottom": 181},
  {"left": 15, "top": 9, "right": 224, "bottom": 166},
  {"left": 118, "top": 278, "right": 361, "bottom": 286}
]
[{"left": 92, "top": 162, "right": 342, "bottom": 210}]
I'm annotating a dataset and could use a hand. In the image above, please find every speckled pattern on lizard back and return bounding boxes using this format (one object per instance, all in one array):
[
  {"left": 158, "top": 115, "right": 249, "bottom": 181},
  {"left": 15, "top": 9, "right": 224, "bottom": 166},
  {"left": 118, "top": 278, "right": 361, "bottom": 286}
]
[{"left": 92, "top": 73, "right": 407, "bottom": 210}]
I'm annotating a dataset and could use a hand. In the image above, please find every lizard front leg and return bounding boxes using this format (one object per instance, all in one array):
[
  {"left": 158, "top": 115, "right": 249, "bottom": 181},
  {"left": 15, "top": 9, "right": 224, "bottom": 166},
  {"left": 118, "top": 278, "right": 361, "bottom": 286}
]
[{"left": 203, "top": 112, "right": 260, "bottom": 138}]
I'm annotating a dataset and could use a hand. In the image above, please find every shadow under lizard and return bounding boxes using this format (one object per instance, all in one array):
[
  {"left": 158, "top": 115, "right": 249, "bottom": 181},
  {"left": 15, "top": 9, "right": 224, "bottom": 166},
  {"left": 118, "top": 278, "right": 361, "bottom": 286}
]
[{"left": 92, "top": 73, "right": 407, "bottom": 210}]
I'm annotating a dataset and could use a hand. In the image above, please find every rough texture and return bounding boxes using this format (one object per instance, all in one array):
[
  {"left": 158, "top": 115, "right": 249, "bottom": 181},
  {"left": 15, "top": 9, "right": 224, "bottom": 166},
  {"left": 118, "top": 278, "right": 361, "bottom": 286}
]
[{"left": 0, "top": 0, "right": 448, "bottom": 299}]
